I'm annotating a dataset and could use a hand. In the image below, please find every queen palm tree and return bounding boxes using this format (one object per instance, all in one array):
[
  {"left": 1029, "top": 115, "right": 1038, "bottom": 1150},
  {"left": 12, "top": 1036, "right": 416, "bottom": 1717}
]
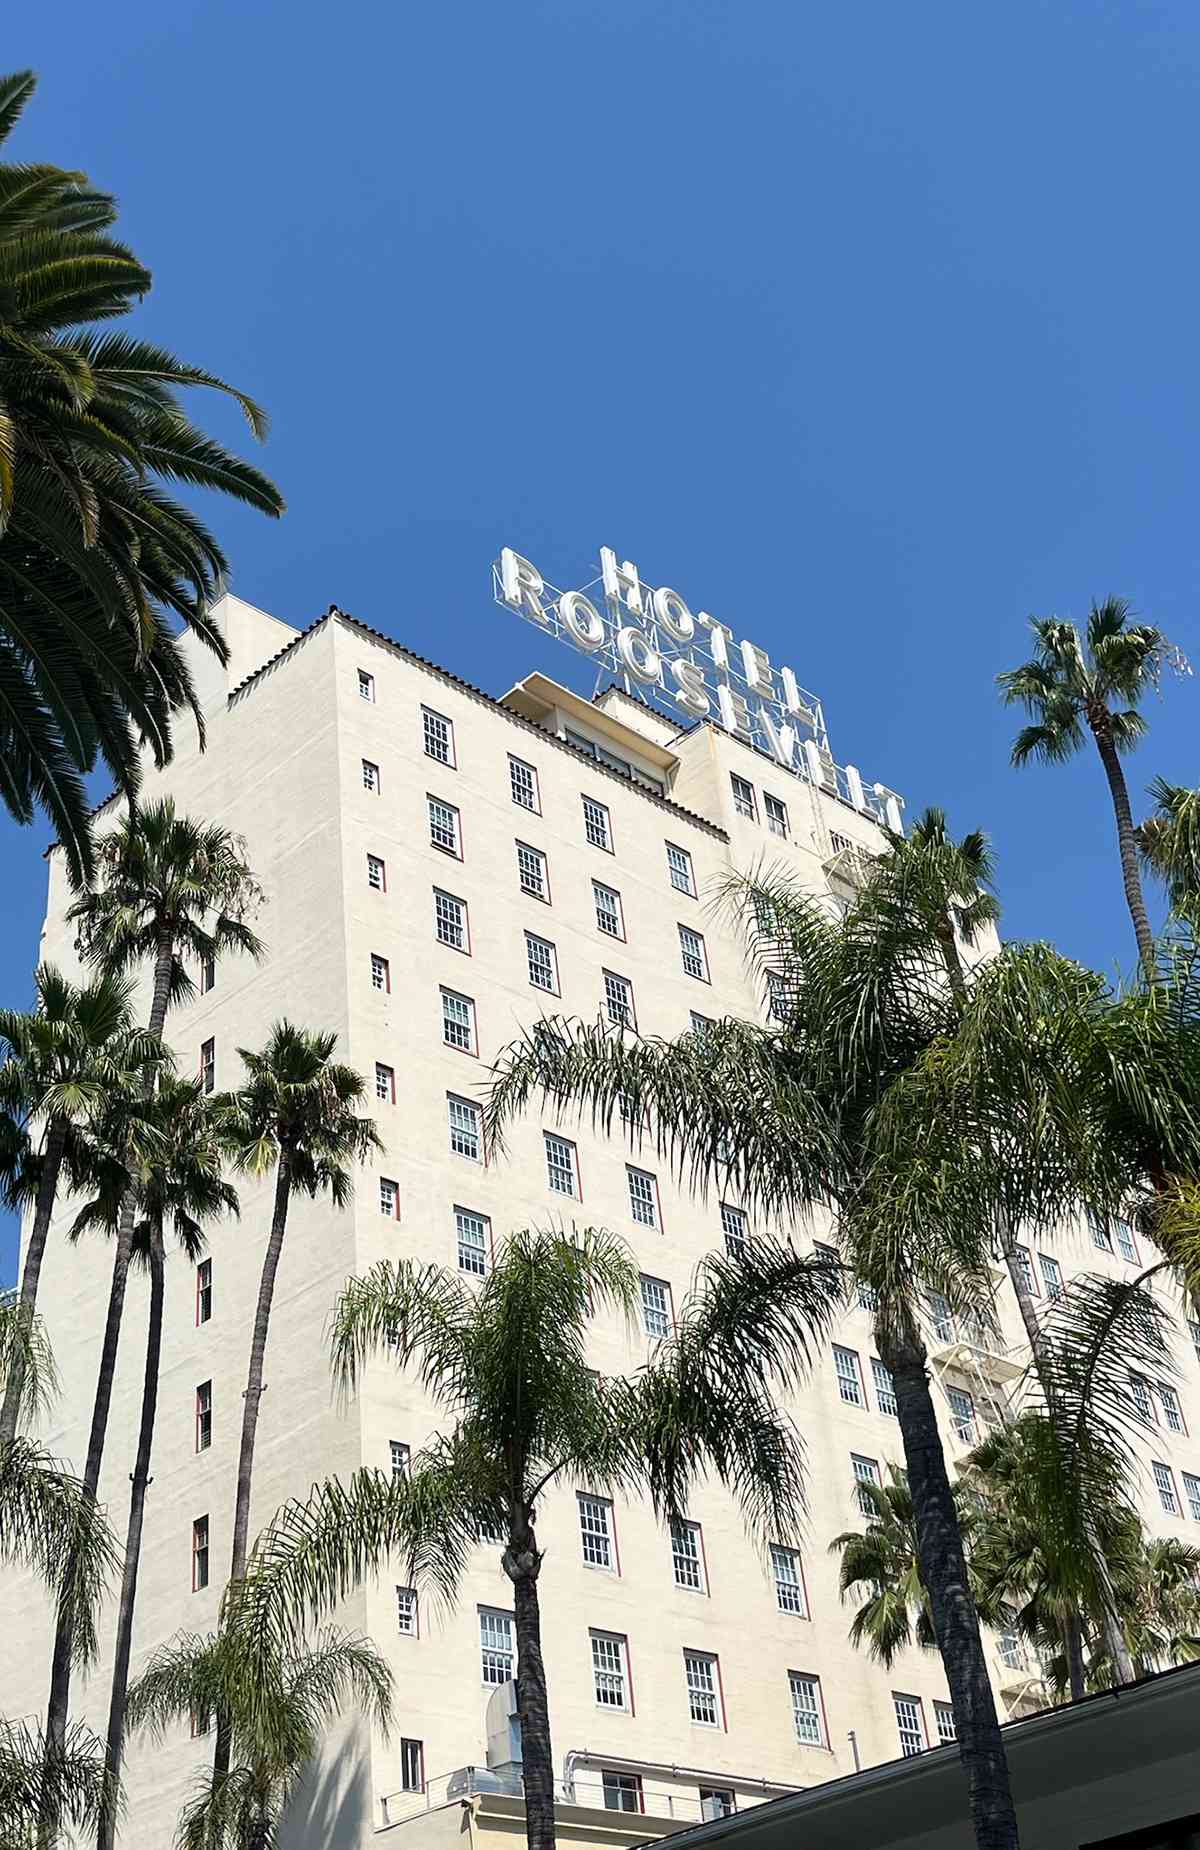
[
  {"left": 998, "top": 599, "right": 1176, "bottom": 972},
  {"left": 0, "top": 69, "right": 284, "bottom": 882},
  {"left": 876, "top": 807, "right": 1000, "bottom": 1004},
  {"left": 0, "top": 964, "right": 160, "bottom": 1444},
  {"left": 0, "top": 1718, "right": 111, "bottom": 1850},
  {"left": 1138, "top": 779, "right": 1200, "bottom": 919}
]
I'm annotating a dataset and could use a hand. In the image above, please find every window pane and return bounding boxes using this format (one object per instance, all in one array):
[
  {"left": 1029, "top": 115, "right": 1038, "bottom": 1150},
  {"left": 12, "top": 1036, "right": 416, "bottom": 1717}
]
[
  {"left": 833, "top": 1346, "right": 863, "bottom": 1406},
  {"left": 893, "top": 1694, "right": 925, "bottom": 1757},
  {"left": 771, "top": 1545, "right": 806, "bottom": 1616},
  {"left": 510, "top": 758, "right": 538, "bottom": 811},
  {"left": 396, "top": 1587, "right": 418, "bottom": 1635},
  {"left": 517, "top": 843, "right": 547, "bottom": 898},
  {"left": 583, "top": 797, "right": 611, "bottom": 850},
  {"left": 429, "top": 796, "right": 459, "bottom": 853},
  {"left": 685, "top": 1653, "right": 719, "bottom": 1726},
  {"left": 720, "top": 1204, "right": 747, "bottom": 1257},
  {"left": 442, "top": 989, "right": 474, "bottom": 1051},
  {"left": 679, "top": 924, "right": 707, "bottom": 980},
  {"left": 789, "top": 1672, "right": 823, "bottom": 1745},
  {"left": 456, "top": 1208, "right": 488, "bottom": 1276},
  {"left": 594, "top": 882, "right": 622, "bottom": 937},
  {"left": 604, "top": 970, "right": 634, "bottom": 1027},
  {"left": 371, "top": 954, "right": 389, "bottom": 991},
  {"left": 579, "top": 1496, "right": 613, "bottom": 1568},
  {"left": 764, "top": 793, "right": 788, "bottom": 836},
  {"left": 480, "top": 1609, "right": 514, "bottom": 1683},
  {"left": 852, "top": 1454, "right": 881, "bottom": 1518},
  {"left": 731, "top": 775, "right": 756, "bottom": 819},
  {"left": 934, "top": 1701, "right": 956, "bottom": 1744},
  {"left": 671, "top": 1519, "right": 704, "bottom": 1590},
  {"left": 358, "top": 669, "right": 375, "bottom": 701},
  {"left": 434, "top": 890, "right": 467, "bottom": 949},
  {"left": 591, "top": 1633, "right": 627, "bottom": 1708},
  {"left": 544, "top": 1133, "right": 576, "bottom": 1196},
  {"left": 448, "top": 1097, "right": 481, "bottom": 1160},
  {"left": 666, "top": 843, "right": 694, "bottom": 895},
  {"left": 871, "top": 1358, "right": 897, "bottom": 1415},
  {"left": 526, "top": 933, "right": 557, "bottom": 992},
  {"left": 423, "top": 708, "right": 453, "bottom": 764},
  {"left": 641, "top": 1276, "right": 670, "bottom": 1338},
  {"left": 627, "top": 1167, "right": 658, "bottom": 1227}
]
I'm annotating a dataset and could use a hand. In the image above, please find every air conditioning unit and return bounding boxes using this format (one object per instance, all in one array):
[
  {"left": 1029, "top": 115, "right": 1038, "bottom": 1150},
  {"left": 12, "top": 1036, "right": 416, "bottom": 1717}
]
[{"left": 447, "top": 1766, "right": 510, "bottom": 1800}]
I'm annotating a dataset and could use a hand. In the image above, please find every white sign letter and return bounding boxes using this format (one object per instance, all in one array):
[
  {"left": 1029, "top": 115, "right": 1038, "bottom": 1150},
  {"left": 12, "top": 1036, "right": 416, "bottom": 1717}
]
[
  {"left": 500, "top": 548, "right": 549, "bottom": 626},
  {"left": 600, "top": 546, "right": 645, "bottom": 618},
  {"left": 740, "top": 638, "right": 773, "bottom": 693},
  {"left": 875, "top": 784, "right": 904, "bottom": 834},
  {"left": 668, "top": 656, "right": 710, "bottom": 716},
  {"left": 781, "top": 666, "right": 810, "bottom": 720},
  {"left": 616, "top": 626, "right": 662, "bottom": 686},
  {"left": 845, "top": 765, "right": 867, "bottom": 812},
  {"left": 651, "top": 586, "right": 695, "bottom": 645},
  {"left": 760, "top": 710, "right": 798, "bottom": 768},
  {"left": 699, "top": 611, "right": 734, "bottom": 671},
  {"left": 559, "top": 590, "right": 607, "bottom": 652},
  {"left": 717, "top": 682, "right": 752, "bottom": 738}
]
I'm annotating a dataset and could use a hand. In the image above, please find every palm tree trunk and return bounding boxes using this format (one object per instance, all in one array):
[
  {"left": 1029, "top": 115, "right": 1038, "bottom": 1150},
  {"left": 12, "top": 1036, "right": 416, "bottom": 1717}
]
[
  {"left": 937, "top": 919, "right": 969, "bottom": 1009},
  {"left": 1064, "top": 1614, "right": 1086, "bottom": 1701},
  {"left": 997, "top": 1215, "right": 1046, "bottom": 1379},
  {"left": 509, "top": 1539, "right": 555, "bottom": 1850},
  {"left": 880, "top": 1322, "right": 1020, "bottom": 1850},
  {"left": 97, "top": 1218, "right": 165, "bottom": 1850},
  {"left": 1090, "top": 717, "right": 1156, "bottom": 976},
  {"left": 0, "top": 1115, "right": 67, "bottom": 1446}
]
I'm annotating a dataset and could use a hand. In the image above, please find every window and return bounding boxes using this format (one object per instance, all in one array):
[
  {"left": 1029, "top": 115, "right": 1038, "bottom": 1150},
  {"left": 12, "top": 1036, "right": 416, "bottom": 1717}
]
[
  {"left": 627, "top": 1166, "right": 659, "bottom": 1228},
  {"left": 1154, "top": 1461, "right": 1181, "bottom": 1516},
  {"left": 358, "top": 668, "right": 375, "bottom": 702},
  {"left": 1115, "top": 1218, "right": 1139, "bottom": 1264},
  {"left": 480, "top": 1608, "right": 514, "bottom": 1684},
  {"left": 428, "top": 795, "right": 461, "bottom": 855},
  {"left": 671, "top": 1518, "right": 705, "bottom": 1591},
  {"left": 852, "top": 1454, "right": 881, "bottom": 1518},
  {"left": 604, "top": 970, "right": 636, "bottom": 1029},
  {"left": 1159, "top": 1383, "right": 1186, "bottom": 1434},
  {"left": 948, "top": 1386, "right": 976, "bottom": 1444},
  {"left": 765, "top": 970, "right": 788, "bottom": 1021},
  {"left": 1190, "top": 1319, "right": 1200, "bottom": 1367},
  {"left": 525, "top": 933, "right": 558, "bottom": 993},
  {"left": 928, "top": 1291, "right": 954, "bottom": 1343},
  {"left": 367, "top": 854, "right": 387, "bottom": 893},
  {"left": 422, "top": 706, "right": 454, "bottom": 766},
  {"left": 1131, "top": 1375, "right": 1157, "bottom": 1423},
  {"left": 379, "top": 1177, "right": 399, "bottom": 1218},
  {"left": 192, "top": 1516, "right": 209, "bottom": 1592},
  {"left": 195, "top": 1259, "right": 212, "bottom": 1326},
  {"left": 591, "top": 1631, "right": 629, "bottom": 1709},
  {"left": 893, "top": 1694, "right": 926, "bottom": 1758},
  {"left": 195, "top": 1382, "right": 212, "bottom": 1453},
  {"left": 362, "top": 758, "right": 380, "bottom": 794},
  {"left": 449, "top": 1096, "right": 482, "bottom": 1161},
  {"left": 400, "top": 1738, "right": 424, "bottom": 1794},
  {"left": 1039, "top": 1253, "right": 1063, "bottom": 1301},
  {"left": 997, "top": 1628, "right": 1026, "bottom": 1671},
  {"left": 441, "top": 988, "right": 477, "bottom": 1054},
  {"left": 375, "top": 1062, "right": 396, "bottom": 1104},
  {"left": 788, "top": 1671, "right": 825, "bottom": 1746},
  {"left": 871, "top": 1357, "right": 897, "bottom": 1416},
  {"left": 602, "top": 1772, "right": 642, "bottom": 1814},
  {"left": 830, "top": 830, "right": 853, "bottom": 856},
  {"left": 390, "top": 1440, "right": 410, "bottom": 1480},
  {"left": 517, "top": 842, "right": 549, "bottom": 900},
  {"left": 200, "top": 1038, "right": 215, "bottom": 1095},
  {"left": 720, "top": 1203, "right": 748, "bottom": 1257},
  {"left": 456, "top": 1207, "right": 490, "bottom": 1277},
  {"left": 433, "top": 888, "right": 468, "bottom": 951},
  {"left": 1183, "top": 1472, "right": 1200, "bottom": 1522},
  {"left": 689, "top": 1013, "right": 716, "bottom": 1042},
  {"left": 370, "top": 953, "right": 390, "bottom": 992},
  {"left": 593, "top": 881, "right": 624, "bottom": 939},
  {"left": 833, "top": 1346, "right": 864, "bottom": 1407},
  {"left": 699, "top": 1790, "right": 734, "bottom": 1819},
  {"left": 858, "top": 1281, "right": 878, "bottom": 1314},
  {"left": 685, "top": 1652, "right": 721, "bottom": 1727},
  {"left": 1092, "top": 1221, "right": 1115, "bottom": 1253},
  {"left": 582, "top": 796, "right": 612, "bottom": 851},
  {"left": 730, "top": 774, "right": 757, "bottom": 820},
  {"left": 200, "top": 953, "right": 215, "bottom": 994},
  {"left": 933, "top": 1700, "right": 956, "bottom": 1745},
  {"left": 509, "top": 756, "right": 539, "bottom": 812},
  {"left": 666, "top": 842, "right": 695, "bottom": 896},
  {"left": 764, "top": 792, "right": 788, "bottom": 837},
  {"left": 678, "top": 924, "right": 709, "bottom": 982},
  {"left": 396, "top": 1587, "right": 418, "bottom": 1636},
  {"left": 1015, "top": 1245, "right": 1038, "bottom": 1296},
  {"left": 771, "top": 1545, "right": 807, "bottom": 1616},
  {"left": 544, "top": 1132, "right": 578, "bottom": 1197},
  {"left": 640, "top": 1275, "right": 671, "bottom": 1339},
  {"left": 578, "top": 1495, "right": 615, "bottom": 1570}
]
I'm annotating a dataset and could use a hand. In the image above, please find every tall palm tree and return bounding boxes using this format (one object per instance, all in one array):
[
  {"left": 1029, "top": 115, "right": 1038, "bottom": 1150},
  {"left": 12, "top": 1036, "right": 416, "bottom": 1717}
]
[
  {"left": 0, "top": 964, "right": 160, "bottom": 1444},
  {"left": 998, "top": 599, "right": 1176, "bottom": 972},
  {"left": 69, "top": 1078, "right": 239, "bottom": 1850},
  {"left": 0, "top": 69, "right": 284, "bottom": 882},
  {"left": 0, "top": 1719, "right": 111, "bottom": 1850},
  {"left": 877, "top": 807, "right": 1001, "bottom": 1004},
  {"left": 1138, "top": 778, "right": 1200, "bottom": 919}
]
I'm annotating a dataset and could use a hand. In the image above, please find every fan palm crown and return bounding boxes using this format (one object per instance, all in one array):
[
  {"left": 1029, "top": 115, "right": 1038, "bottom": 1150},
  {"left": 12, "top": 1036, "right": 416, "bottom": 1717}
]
[{"left": 1139, "top": 778, "right": 1200, "bottom": 919}]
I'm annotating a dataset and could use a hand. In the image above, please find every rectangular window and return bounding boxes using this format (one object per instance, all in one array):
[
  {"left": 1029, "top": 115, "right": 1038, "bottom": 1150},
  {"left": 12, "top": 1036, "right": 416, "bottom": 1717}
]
[
  {"left": 195, "top": 1259, "right": 212, "bottom": 1326},
  {"left": 593, "top": 881, "right": 624, "bottom": 939},
  {"left": 525, "top": 932, "right": 558, "bottom": 993},
  {"left": 684, "top": 1652, "right": 721, "bottom": 1727},
  {"left": 1154, "top": 1460, "right": 1181, "bottom": 1516},
  {"left": 1159, "top": 1383, "right": 1186, "bottom": 1434},
  {"left": 671, "top": 1518, "right": 705, "bottom": 1591},
  {"left": 200, "top": 1038, "right": 215, "bottom": 1095},
  {"left": 1183, "top": 1472, "right": 1200, "bottom": 1522},
  {"left": 893, "top": 1693, "right": 926, "bottom": 1758},
  {"left": 627, "top": 1166, "right": 659, "bottom": 1228},
  {"left": 830, "top": 831, "right": 853, "bottom": 856},
  {"left": 666, "top": 842, "right": 695, "bottom": 896},
  {"left": 997, "top": 1628, "right": 1026, "bottom": 1671},
  {"left": 764, "top": 792, "right": 789, "bottom": 837},
  {"left": 765, "top": 970, "right": 788, "bottom": 1021},
  {"left": 375, "top": 1062, "right": 396, "bottom": 1104},
  {"left": 400, "top": 1738, "right": 424, "bottom": 1794},
  {"left": 788, "top": 1672, "right": 825, "bottom": 1746},
  {"left": 833, "top": 1345, "right": 864, "bottom": 1407},
  {"left": 195, "top": 1381, "right": 212, "bottom": 1453},
  {"left": 480, "top": 1608, "right": 514, "bottom": 1684},
  {"left": 434, "top": 889, "right": 468, "bottom": 951},
  {"left": 1015, "top": 1245, "right": 1039, "bottom": 1296},
  {"left": 582, "top": 796, "right": 613, "bottom": 851},
  {"left": 928, "top": 1291, "right": 954, "bottom": 1342},
  {"left": 871, "top": 1357, "right": 897, "bottom": 1416},
  {"left": 591, "top": 1631, "right": 630, "bottom": 1710},
  {"left": 678, "top": 924, "right": 709, "bottom": 982},
  {"left": 390, "top": 1440, "right": 410, "bottom": 1480},
  {"left": 396, "top": 1587, "right": 418, "bottom": 1636},
  {"left": 448, "top": 1096, "right": 482, "bottom": 1161},
  {"left": 428, "top": 795, "right": 461, "bottom": 856},
  {"left": 367, "top": 853, "right": 386, "bottom": 892},
  {"left": 1115, "top": 1218, "right": 1139, "bottom": 1264},
  {"left": 948, "top": 1386, "right": 976, "bottom": 1444},
  {"left": 422, "top": 706, "right": 454, "bottom": 766},
  {"left": 1131, "top": 1375, "right": 1157, "bottom": 1423},
  {"left": 933, "top": 1700, "right": 957, "bottom": 1745},
  {"left": 770, "top": 1545, "right": 807, "bottom": 1616},
  {"left": 602, "top": 1772, "right": 642, "bottom": 1814},
  {"left": 852, "top": 1454, "right": 881, "bottom": 1518},
  {"left": 441, "top": 988, "right": 477, "bottom": 1054},
  {"left": 1091, "top": 1221, "right": 1115, "bottom": 1252},
  {"left": 544, "top": 1132, "right": 578, "bottom": 1197},
  {"left": 720, "top": 1203, "right": 748, "bottom": 1257},
  {"left": 690, "top": 1011, "right": 716, "bottom": 1037},
  {"left": 192, "top": 1516, "right": 209, "bottom": 1592},
  {"left": 379, "top": 1177, "right": 399, "bottom": 1218},
  {"left": 362, "top": 758, "right": 380, "bottom": 794},
  {"left": 578, "top": 1495, "right": 615, "bottom": 1570},
  {"left": 358, "top": 668, "right": 375, "bottom": 702},
  {"left": 509, "top": 756, "right": 539, "bottom": 812},
  {"left": 699, "top": 1790, "right": 734, "bottom": 1819},
  {"left": 640, "top": 1275, "right": 671, "bottom": 1339},
  {"left": 370, "top": 953, "right": 390, "bottom": 993},
  {"left": 604, "top": 970, "right": 636, "bottom": 1030},
  {"left": 456, "top": 1207, "right": 490, "bottom": 1277},
  {"left": 858, "top": 1281, "right": 878, "bottom": 1313},
  {"left": 730, "top": 774, "right": 757, "bottom": 820},
  {"left": 200, "top": 953, "right": 215, "bottom": 994},
  {"left": 516, "top": 841, "right": 549, "bottom": 901},
  {"left": 1038, "top": 1253, "right": 1063, "bottom": 1301},
  {"left": 1190, "top": 1319, "right": 1200, "bottom": 1367}
]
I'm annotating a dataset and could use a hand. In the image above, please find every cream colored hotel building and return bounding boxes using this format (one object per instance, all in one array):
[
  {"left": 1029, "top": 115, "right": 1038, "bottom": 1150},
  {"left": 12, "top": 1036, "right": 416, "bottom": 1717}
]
[{"left": 4, "top": 590, "right": 1199, "bottom": 1850}]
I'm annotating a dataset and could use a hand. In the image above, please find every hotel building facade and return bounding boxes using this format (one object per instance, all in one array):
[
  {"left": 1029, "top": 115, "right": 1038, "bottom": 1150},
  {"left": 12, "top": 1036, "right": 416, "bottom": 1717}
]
[{"left": 3, "top": 589, "right": 1197, "bottom": 1849}]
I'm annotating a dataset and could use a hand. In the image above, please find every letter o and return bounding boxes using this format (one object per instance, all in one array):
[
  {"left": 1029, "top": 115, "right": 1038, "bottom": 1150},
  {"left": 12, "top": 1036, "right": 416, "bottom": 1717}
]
[
  {"left": 652, "top": 586, "right": 695, "bottom": 645},
  {"left": 559, "top": 591, "right": 606, "bottom": 651},
  {"left": 616, "top": 626, "right": 662, "bottom": 685}
]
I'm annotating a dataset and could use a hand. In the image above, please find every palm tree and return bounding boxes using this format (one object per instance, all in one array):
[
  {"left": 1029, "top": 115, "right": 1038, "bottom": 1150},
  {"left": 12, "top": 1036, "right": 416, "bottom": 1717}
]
[
  {"left": 69, "top": 1078, "right": 238, "bottom": 1850},
  {"left": 0, "top": 964, "right": 160, "bottom": 1444},
  {"left": 1138, "top": 779, "right": 1200, "bottom": 918},
  {"left": 877, "top": 807, "right": 1000, "bottom": 1004},
  {"left": 0, "top": 1719, "right": 111, "bottom": 1850},
  {"left": 998, "top": 599, "right": 1176, "bottom": 972},
  {"left": 126, "top": 1625, "right": 392, "bottom": 1850},
  {"left": 0, "top": 69, "right": 284, "bottom": 882}
]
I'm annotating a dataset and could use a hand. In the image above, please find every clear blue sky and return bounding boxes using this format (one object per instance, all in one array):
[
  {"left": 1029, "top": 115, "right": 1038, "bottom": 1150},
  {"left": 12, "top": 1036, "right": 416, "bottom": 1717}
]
[{"left": 3, "top": 1, "right": 1198, "bottom": 1278}]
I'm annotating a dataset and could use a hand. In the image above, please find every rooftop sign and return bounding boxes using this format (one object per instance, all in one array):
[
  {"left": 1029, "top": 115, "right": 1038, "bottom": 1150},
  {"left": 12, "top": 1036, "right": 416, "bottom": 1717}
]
[{"left": 493, "top": 545, "right": 902, "bottom": 829}]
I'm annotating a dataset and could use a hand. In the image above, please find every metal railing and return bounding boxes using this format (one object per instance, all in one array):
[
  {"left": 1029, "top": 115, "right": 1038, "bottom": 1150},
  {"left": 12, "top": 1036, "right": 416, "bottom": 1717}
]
[{"left": 378, "top": 1767, "right": 758, "bottom": 1830}]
